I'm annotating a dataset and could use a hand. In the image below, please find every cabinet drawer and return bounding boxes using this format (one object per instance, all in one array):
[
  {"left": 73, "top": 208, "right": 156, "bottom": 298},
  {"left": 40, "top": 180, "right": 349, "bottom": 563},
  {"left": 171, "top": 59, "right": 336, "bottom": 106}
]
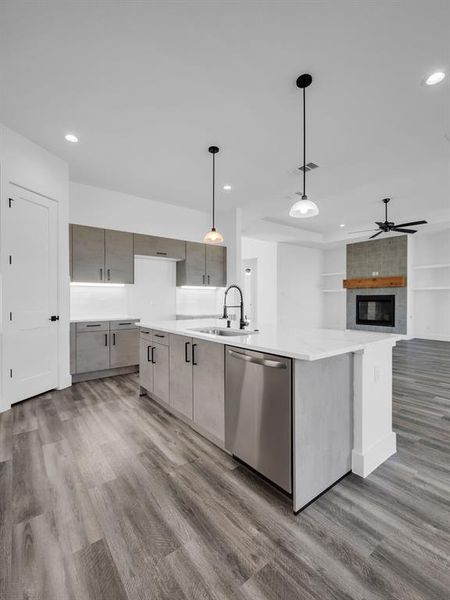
[
  {"left": 110, "top": 320, "right": 140, "bottom": 330},
  {"left": 140, "top": 327, "right": 152, "bottom": 341},
  {"left": 134, "top": 234, "right": 186, "bottom": 260},
  {"left": 152, "top": 330, "right": 169, "bottom": 345},
  {"left": 76, "top": 321, "right": 109, "bottom": 332}
]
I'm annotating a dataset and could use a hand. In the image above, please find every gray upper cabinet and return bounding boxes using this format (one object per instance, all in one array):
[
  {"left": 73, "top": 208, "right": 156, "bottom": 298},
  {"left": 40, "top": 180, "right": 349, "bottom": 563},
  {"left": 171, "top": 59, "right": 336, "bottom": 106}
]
[
  {"left": 72, "top": 225, "right": 105, "bottom": 282},
  {"left": 110, "top": 328, "right": 139, "bottom": 368},
  {"left": 206, "top": 245, "right": 227, "bottom": 287},
  {"left": 176, "top": 241, "right": 226, "bottom": 287},
  {"left": 105, "top": 229, "right": 134, "bottom": 283},
  {"left": 192, "top": 339, "right": 225, "bottom": 443},
  {"left": 71, "top": 225, "right": 134, "bottom": 284},
  {"left": 134, "top": 234, "right": 185, "bottom": 260}
]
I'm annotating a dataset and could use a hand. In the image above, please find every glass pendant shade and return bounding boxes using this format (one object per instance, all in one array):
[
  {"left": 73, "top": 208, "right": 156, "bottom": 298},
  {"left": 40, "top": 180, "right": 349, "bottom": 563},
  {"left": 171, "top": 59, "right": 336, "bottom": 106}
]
[
  {"left": 289, "top": 195, "right": 319, "bottom": 218},
  {"left": 203, "top": 227, "right": 224, "bottom": 244}
]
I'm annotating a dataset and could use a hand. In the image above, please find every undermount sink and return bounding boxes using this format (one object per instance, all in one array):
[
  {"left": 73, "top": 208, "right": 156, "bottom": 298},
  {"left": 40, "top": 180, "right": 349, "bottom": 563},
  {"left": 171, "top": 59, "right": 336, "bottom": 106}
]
[{"left": 188, "top": 327, "right": 257, "bottom": 337}]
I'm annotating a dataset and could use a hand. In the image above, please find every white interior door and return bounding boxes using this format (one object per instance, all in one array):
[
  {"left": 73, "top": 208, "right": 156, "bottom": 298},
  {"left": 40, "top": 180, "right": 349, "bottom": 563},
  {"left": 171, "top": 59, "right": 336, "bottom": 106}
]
[{"left": 3, "top": 185, "right": 59, "bottom": 403}]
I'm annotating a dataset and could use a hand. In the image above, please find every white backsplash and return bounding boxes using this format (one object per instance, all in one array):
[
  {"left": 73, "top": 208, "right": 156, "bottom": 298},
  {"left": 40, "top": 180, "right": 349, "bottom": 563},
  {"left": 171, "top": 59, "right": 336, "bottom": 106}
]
[
  {"left": 71, "top": 256, "right": 176, "bottom": 321},
  {"left": 176, "top": 287, "right": 224, "bottom": 319}
]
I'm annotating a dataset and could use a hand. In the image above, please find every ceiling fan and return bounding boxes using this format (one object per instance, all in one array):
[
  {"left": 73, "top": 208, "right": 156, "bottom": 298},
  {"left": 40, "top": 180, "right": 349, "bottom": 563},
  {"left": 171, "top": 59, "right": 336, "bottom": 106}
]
[{"left": 350, "top": 198, "right": 428, "bottom": 239}]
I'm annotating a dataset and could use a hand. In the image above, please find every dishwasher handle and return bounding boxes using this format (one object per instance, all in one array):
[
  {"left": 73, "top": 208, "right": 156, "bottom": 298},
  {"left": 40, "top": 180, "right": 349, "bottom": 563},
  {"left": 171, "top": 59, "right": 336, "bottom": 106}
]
[{"left": 226, "top": 349, "right": 287, "bottom": 369}]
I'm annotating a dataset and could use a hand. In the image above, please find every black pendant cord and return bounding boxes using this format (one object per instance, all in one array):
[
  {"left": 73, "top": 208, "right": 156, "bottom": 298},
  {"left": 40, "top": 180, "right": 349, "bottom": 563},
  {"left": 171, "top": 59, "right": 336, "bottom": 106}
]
[
  {"left": 302, "top": 86, "right": 306, "bottom": 199},
  {"left": 212, "top": 151, "right": 215, "bottom": 230}
]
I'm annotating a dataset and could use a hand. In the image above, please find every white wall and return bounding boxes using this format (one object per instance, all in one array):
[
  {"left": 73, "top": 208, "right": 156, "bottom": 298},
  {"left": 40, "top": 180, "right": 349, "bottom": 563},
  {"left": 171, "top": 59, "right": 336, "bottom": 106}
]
[
  {"left": 409, "top": 228, "right": 450, "bottom": 341},
  {"left": 322, "top": 245, "right": 347, "bottom": 330},
  {"left": 277, "top": 243, "right": 323, "bottom": 329},
  {"left": 0, "top": 125, "right": 70, "bottom": 411},
  {"left": 241, "top": 237, "right": 278, "bottom": 325}
]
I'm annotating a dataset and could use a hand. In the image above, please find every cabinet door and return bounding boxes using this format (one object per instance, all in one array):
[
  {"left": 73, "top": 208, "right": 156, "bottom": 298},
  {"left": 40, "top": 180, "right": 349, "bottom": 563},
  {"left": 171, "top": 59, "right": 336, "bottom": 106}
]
[
  {"left": 169, "top": 334, "right": 193, "bottom": 419},
  {"left": 72, "top": 225, "right": 105, "bottom": 282},
  {"left": 192, "top": 340, "right": 225, "bottom": 442},
  {"left": 110, "top": 329, "right": 139, "bottom": 368},
  {"left": 206, "top": 245, "right": 227, "bottom": 287},
  {"left": 139, "top": 338, "right": 154, "bottom": 392},
  {"left": 76, "top": 331, "right": 110, "bottom": 373},
  {"left": 134, "top": 234, "right": 186, "bottom": 260},
  {"left": 70, "top": 323, "right": 76, "bottom": 374},
  {"left": 177, "top": 241, "right": 205, "bottom": 286},
  {"left": 105, "top": 229, "right": 134, "bottom": 283},
  {"left": 153, "top": 342, "right": 169, "bottom": 404}
]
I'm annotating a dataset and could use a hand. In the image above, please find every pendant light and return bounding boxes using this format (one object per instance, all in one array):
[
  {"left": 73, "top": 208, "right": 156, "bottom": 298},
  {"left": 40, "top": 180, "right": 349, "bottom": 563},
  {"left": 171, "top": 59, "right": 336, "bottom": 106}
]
[
  {"left": 203, "top": 145, "right": 224, "bottom": 244},
  {"left": 289, "top": 73, "right": 319, "bottom": 218}
]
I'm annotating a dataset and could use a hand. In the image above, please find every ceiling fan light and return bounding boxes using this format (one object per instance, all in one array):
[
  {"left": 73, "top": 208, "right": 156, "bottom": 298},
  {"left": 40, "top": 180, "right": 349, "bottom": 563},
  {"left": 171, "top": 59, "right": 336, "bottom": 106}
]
[
  {"left": 289, "top": 198, "right": 319, "bottom": 218},
  {"left": 203, "top": 227, "right": 224, "bottom": 244}
]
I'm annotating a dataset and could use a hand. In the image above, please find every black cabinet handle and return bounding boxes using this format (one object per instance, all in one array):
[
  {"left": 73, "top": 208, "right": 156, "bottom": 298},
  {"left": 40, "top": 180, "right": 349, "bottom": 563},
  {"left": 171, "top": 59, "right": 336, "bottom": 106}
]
[
  {"left": 104, "top": 333, "right": 108, "bottom": 346},
  {"left": 185, "top": 341, "right": 191, "bottom": 363},
  {"left": 156, "top": 251, "right": 167, "bottom": 256},
  {"left": 107, "top": 268, "right": 111, "bottom": 280},
  {"left": 147, "top": 345, "right": 152, "bottom": 362},
  {"left": 207, "top": 274, "right": 210, "bottom": 284},
  {"left": 100, "top": 268, "right": 103, "bottom": 280},
  {"left": 192, "top": 343, "right": 197, "bottom": 365},
  {"left": 87, "top": 323, "right": 101, "bottom": 327},
  {"left": 119, "top": 322, "right": 132, "bottom": 326},
  {"left": 113, "top": 333, "right": 116, "bottom": 345},
  {"left": 154, "top": 334, "right": 165, "bottom": 338},
  {"left": 151, "top": 346, "right": 156, "bottom": 364}
]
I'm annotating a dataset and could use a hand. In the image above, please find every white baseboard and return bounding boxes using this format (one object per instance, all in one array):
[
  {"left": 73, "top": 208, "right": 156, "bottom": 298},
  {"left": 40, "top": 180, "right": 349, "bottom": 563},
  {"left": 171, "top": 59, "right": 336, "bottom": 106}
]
[
  {"left": 413, "top": 333, "right": 450, "bottom": 342},
  {"left": 352, "top": 432, "right": 397, "bottom": 478}
]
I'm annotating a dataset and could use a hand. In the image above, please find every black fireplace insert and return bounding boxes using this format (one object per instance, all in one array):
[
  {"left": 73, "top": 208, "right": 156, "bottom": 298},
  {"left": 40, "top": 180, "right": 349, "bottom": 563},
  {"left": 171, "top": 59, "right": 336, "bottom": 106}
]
[{"left": 356, "top": 294, "right": 395, "bottom": 327}]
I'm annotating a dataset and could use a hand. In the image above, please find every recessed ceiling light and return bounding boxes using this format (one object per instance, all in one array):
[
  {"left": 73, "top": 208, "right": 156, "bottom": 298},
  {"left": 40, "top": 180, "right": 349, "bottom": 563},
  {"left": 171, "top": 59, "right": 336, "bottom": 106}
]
[
  {"left": 425, "top": 71, "right": 446, "bottom": 86},
  {"left": 223, "top": 184, "right": 232, "bottom": 191},
  {"left": 340, "top": 223, "right": 345, "bottom": 228},
  {"left": 65, "top": 133, "right": 78, "bottom": 143}
]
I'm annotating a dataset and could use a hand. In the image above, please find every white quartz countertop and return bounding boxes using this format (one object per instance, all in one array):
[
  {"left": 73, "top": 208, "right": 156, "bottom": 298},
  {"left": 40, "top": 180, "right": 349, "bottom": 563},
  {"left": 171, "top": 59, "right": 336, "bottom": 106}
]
[
  {"left": 70, "top": 316, "right": 140, "bottom": 323},
  {"left": 139, "top": 318, "right": 399, "bottom": 361}
]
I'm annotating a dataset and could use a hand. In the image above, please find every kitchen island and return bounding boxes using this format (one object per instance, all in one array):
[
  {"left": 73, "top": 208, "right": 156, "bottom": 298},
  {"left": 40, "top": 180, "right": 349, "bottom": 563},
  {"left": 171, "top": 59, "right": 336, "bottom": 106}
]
[{"left": 138, "top": 319, "right": 399, "bottom": 512}]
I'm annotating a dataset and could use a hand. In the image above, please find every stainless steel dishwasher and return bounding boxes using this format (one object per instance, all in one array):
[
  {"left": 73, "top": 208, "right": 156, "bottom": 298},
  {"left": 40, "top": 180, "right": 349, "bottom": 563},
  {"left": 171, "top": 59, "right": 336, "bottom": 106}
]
[{"left": 225, "top": 346, "right": 292, "bottom": 494}]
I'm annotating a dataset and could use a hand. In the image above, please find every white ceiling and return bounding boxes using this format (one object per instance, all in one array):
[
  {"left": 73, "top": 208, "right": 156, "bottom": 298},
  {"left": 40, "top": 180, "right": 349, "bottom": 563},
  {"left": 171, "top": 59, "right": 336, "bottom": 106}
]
[{"left": 1, "top": 1, "right": 449, "bottom": 244}]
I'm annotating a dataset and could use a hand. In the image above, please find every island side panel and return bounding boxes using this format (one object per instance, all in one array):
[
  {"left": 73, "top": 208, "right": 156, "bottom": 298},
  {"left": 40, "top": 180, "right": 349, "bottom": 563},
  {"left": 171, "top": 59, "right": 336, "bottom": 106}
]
[
  {"left": 352, "top": 340, "right": 397, "bottom": 477},
  {"left": 293, "top": 353, "right": 353, "bottom": 512}
]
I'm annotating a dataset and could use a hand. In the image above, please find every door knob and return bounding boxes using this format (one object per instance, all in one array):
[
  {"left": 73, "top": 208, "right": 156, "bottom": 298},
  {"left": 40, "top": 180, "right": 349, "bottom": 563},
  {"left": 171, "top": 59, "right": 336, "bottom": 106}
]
[{"left": 49, "top": 315, "right": 60, "bottom": 321}]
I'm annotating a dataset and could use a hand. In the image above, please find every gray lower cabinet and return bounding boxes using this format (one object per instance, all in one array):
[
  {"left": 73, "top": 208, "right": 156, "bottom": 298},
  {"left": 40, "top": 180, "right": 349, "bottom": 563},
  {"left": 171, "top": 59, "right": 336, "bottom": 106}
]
[
  {"left": 176, "top": 241, "right": 226, "bottom": 287},
  {"left": 192, "top": 339, "right": 225, "bottom": 442},
  {"left": 169, "top": 334, "right": 193, "bottom": 419},
  {"left": 134, "top": 234, "right": 185, "bottom": 260},
  {"left": 153, "top": 342, "right": 169, "bottom": 403},
  {"left": 139, "top": 336, "right": 154, "bottom": 392},
  {"left": 76, "top": 330, "right": 110, "bottom": 373},
  {"left": 72, "top": 225, "right": 105, "bottom": 283},
  {"left": 139, "top": 333, "right": 169, "bottom": 404},
  {"left": 105, "top": 229, "right": 134, "bottom": 283},
  {"left": 110, "top": 329, "right": 139, "bottom": 368},
  {"left": 73, "top": 320, "right": 139, "bottom": 377}
]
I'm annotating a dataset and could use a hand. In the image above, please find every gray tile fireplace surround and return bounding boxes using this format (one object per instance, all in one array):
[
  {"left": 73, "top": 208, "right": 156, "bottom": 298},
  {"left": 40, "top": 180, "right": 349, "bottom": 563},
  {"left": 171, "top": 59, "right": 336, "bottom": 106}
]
[{"left": 346, "top": 236, "right": 407, "bottom": 334}]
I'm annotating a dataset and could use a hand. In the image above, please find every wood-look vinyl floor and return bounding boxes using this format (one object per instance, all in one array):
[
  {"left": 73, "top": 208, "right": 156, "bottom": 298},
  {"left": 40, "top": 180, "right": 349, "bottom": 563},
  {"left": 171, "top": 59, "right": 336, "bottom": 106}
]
[{"left": 1, "top": 339, "right": 449, "bottom": 599}]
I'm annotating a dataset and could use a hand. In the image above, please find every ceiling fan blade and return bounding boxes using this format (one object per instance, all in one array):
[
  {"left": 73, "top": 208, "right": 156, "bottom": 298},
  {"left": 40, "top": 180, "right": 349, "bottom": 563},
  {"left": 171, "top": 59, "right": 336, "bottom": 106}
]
[
  {"left": 375, "top": 221, "right": 385, "bottom": 226},
  {"left": 394, "top": 220, "right": 427, "bottom": 228},
  {"left": 369, "top": 231, "right": 383, "bottom": 239},
  {"left": 392, "top": 228, "right": 417, "bottom": 234},
  {"left": 348, "top": 229, "right": 379, "bottom": 234}
]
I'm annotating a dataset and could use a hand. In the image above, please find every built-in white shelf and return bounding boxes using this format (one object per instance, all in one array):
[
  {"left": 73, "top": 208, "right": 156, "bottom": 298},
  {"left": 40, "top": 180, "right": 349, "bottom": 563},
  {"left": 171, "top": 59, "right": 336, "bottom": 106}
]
[
  {"left": 321, "top": 272, "right": 345, "bottom": 276},
  {"left": 322, "top": 289, "right": 346, "bottom": 293},
  {"left": 412, "top": 263, "right": 450, "bottom": 270},
  {"left": 413, "top": 286, "right": 450, "bottom": 291}
]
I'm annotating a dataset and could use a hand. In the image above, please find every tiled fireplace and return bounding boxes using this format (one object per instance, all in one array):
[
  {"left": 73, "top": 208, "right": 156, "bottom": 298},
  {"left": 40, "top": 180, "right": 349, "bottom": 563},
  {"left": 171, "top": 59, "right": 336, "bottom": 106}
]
[{"left": 346, "top": 236, "right": 407, "bottom": 334}]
